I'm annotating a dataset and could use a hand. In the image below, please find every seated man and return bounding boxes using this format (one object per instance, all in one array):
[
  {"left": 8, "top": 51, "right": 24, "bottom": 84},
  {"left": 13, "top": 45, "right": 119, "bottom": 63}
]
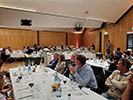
[
  {"left": 123, "top": 50, "right": 132, "bottom": 62},
  {"left": 0, "top": 74, "right": 13, "bottom": 100},
  {"left": 101, "top": 58, "right": 131, "bottom": 100},
  {"left": 108, "top": 56, "right": 119, "bottom": 72},
  {"left": 104, "top": 50, "right": 111, "bottom": 61},
  {"left": 122, "top": 70, "right": 133, "bottom": 100},
  {"left": 47, "top": 53, "right": 59, "bottom": 69},
  {"left": 116, "top": 47, "right": 123, "bottom": 58},
  {"left": 5, "top": 47, "right": 12, "bottom": 62},
  {"left": 69, "top": 55, "right": 98, "bottom": 90},
  {"left": 63, "top": 52, "right": 78, "bottom": 77}
]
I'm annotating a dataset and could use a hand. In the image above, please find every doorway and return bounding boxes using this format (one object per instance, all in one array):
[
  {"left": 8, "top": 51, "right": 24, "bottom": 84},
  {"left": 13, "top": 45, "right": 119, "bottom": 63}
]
[
  {"left": 127, "top": 33, "right": 133, "bottom": 49},
  {"left": 104, "top": 35, "right": 109, "bottom": 55}
]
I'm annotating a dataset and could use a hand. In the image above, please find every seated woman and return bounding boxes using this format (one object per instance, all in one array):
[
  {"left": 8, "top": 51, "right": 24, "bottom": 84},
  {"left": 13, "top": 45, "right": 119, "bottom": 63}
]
[{"left": 54, "top": 54, "right": 66, "bottom": 74}]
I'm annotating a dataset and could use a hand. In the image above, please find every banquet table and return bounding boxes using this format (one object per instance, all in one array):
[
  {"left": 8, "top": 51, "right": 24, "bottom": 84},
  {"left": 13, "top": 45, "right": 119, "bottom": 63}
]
[
  {"left": 9, "top": 66, "right": 107, "bottom": 100},
  {"left": 11, "top": 53, "right": 25, "bottom": 58},
  {"left": 86, "top": 60, "right": 109, "bottom": 73}
]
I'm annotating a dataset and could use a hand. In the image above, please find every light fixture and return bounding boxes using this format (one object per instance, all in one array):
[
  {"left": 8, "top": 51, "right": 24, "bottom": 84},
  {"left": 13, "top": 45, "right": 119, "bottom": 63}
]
[
  {"left": 0, "top": 5, "right": 36, "bottom": 12},
  {"left": 73, "top": 31, "right": 82, "bottom": 34}
]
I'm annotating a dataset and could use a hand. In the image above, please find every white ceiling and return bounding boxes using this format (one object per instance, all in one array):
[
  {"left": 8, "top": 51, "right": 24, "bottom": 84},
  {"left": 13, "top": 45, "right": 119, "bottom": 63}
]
[{"left": 0, "top": 0, "right": 132, "bottom": 33}]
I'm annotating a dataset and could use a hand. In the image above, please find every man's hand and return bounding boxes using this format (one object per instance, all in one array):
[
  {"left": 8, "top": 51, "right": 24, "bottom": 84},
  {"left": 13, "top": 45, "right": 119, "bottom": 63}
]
[
  {"left": 127, "top": 76, "right": 133, "bottom": 88},
  {"left": 7, "top": 98, "right": 13, "bottom": 100},
  {"left": 69, "top": 66, "right": 76, "bottom": 74}
]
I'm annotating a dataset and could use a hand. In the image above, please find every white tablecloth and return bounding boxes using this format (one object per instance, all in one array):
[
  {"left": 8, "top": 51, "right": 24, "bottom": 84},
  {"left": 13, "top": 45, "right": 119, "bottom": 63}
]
[
  {"left": 9, "top": 66, "right": 107, "bottom": 100},
  {"left": 86, "top": 60, "right": 109, "bottom": 74},
  {"left": 10, "top": 53, "right": 25, "bottom": 58}
]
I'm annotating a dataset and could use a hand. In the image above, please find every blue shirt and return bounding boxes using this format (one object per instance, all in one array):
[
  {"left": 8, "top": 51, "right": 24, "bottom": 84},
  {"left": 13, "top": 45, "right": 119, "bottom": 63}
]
[
  {"left": 47, "top": 58, "right": 59, "bottom": 69},
  {"left": 69, "top": 64, "right": 98, "bottom": 89}
]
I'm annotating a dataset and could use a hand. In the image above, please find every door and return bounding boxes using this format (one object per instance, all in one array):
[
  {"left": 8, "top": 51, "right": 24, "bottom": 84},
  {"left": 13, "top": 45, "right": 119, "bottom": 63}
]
[{"left": 104, "top": 35, "right": 109, "bottom": 55}]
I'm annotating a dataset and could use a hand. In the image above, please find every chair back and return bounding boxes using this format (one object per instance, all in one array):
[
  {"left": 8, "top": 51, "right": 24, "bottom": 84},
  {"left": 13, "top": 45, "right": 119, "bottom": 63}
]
[
  {"left": 91, "top": 66, "right": 105, "bottom": 89},
  {"left": 105, "top": 70, "right": 112, "bottom": 79}
]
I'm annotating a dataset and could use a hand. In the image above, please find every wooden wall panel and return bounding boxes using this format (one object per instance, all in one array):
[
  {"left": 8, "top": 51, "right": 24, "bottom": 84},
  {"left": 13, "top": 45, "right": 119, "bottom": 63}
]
[
  {"left": 84, "top": 8, "right": 133, "bottom": 55},
  {"left": 83, "top": 29, "right": 100, "bottom": 52},
  {"left": 39, "top": 31, "right": 66, "bottom": 47},
  {"left": 0, "top": 29, "right": 37, "bottom": 50},
  {"left": 67, "top": 33, "right": 83, "bottom": 47}
]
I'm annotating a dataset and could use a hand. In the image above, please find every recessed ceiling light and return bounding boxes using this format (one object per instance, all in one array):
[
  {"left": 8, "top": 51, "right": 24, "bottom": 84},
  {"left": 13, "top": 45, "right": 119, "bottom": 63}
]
[{"left": 85, "top": 11, "right": 89, "bottom": 14}]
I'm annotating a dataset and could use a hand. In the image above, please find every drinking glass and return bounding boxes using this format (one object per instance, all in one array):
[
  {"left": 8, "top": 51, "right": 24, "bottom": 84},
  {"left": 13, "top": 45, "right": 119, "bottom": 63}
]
[
  {"left": 17, "top": 63, "right": 21, "bottom": 73},
  {"left": 78, "top": 84, "right": 83, "bottom": 95},
  {"left": 62, "top": 79, "right": 67, "bottom": 89},
  {"left": 40, "top": 59, "right": 42, "bottom": 65},
  {"left": 31, "top": 61, "right": 34, "bottom": 66},
  {"left": 78, "top": 81, "right": 83, "bottom": 95},
  {"left": 28, "top": 75, "right": 35, "bottom": 98},
  {"left": 34, "top": 84, "right": 41, "bottom": 98}
]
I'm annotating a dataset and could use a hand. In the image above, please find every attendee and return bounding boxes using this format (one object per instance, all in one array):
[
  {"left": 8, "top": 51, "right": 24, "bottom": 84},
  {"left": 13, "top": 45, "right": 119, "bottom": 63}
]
[
  {"left": 104, "top": 50, "right": 111, "bottom": 61},
  {"left": 108, "top": 56, "right": 119, "bottom": 72},
  {"left": 5, "top": 47, "right": 12, "bottom": 58},
  {"left": 110, "top": 50, "right": 120, "bottom": 62},
  {"left": 122, "top": 70, "right": 133, "bottom": 100},
  {"left": 63, "top": 52, "right": 78, "bottom": 77},
  {"left": 33, "top": 42, "right": 37, "bottom": 48},
  {"left": 101, "top": 58, "right": 131, "bottom": 100},
  {"left": 1, "top": 47, "right": 6, "bottom": 62},
  {"left": 76, "top": 49, "right": 81, "bottom": 54},
  {"left": 106, "top": 40, "right": 111, "bottom": 52},
  {"left": 23, "top": 46, "right": 27, "bottom": 53},
  {"left": 54, "top": 54, "right": 66, "bottom": 74},
  {"left": 0, "top": 74, "right": 13, "bottom": 100},
  {"left": 116, "top": 47, "right": 123, "bottom": 58},
  {"left": 0, "top": 60, "right": 12, "bottom": 98},
  {"left": 61, "top": 43, "right": 65, "bottom": 51},
  {"left": 130, "top": 53, "right": 133, "bottom": 65},
  {"left": 5, "top": 47, "right": 12, "bottom": 62},
  {"left": 123, "top": 50, "right": 132, "bottom": 62},
  {"left": 47, "top": 53, "right": 59, "bottom": 69},
  {"left": 69, "top": 55, "right": 98, "bottom": 90},
  {"left": 0, "top": 60, "right": 6, "bottom": 75},
  {"left": 26, "top": 46, "right": 32, "bottom": 54},
  {"left": 127, "top": 48, "right": 132, "bottom": 54},
  {"left": 90, "top": 43, "right": 95, "bottom": 51}
]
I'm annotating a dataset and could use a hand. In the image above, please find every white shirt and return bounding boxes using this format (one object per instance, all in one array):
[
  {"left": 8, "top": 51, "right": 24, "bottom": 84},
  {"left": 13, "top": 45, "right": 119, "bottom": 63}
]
[
  {"left": 0, "top": 93, "right": 6, "bottom": 100},
  {"left": 5, "top": 49, "right": 11, "bottom": 55}
]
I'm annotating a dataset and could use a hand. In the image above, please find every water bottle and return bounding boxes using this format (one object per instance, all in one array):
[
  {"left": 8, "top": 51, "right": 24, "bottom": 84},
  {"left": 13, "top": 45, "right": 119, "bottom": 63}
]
[
  {"left": 56, "top": 83, "right": 62, "bottom": 97},
  {"left": 68, "top": 93, "right": 71, "bottom": 100},
  {"left": 54, "top": 71, "right": 59, "bottom": 83},
  {"left": 28, "top": 60, "right": 32, "bottom": 75}
]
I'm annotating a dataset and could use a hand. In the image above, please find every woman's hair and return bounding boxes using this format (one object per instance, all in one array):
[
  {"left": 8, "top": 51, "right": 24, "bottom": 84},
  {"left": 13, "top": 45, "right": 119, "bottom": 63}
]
[
  {"left": 0, "top": 74, "right": 4, "bottom": 90},
  {"left": 59, "top": 54, "right": 65, "bottom": 62}
]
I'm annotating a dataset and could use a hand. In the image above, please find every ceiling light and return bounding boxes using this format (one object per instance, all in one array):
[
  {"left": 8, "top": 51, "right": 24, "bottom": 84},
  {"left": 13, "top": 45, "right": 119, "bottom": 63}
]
[
  {"left": 0, "top": 5, "right": 36, "bottom": 12},
  {"left": 85, "top": 11, "right": 89, "bottom": 14},
  {"left": 73, "top": 31, "right": 82, "bottom": 34}
]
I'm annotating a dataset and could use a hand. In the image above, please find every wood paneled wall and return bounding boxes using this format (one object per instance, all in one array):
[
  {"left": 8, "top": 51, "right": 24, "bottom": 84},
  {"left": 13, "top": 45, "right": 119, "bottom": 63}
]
[
  {"left": 39, "top": 31, "right": 66, "bottom": 46},
  {"left": 0, "top": 29, "right": 37, "bottom": 50},
  {"left": 0, "top": 29, "right": 83, "bottom": 49},
  {"left": 84, "top": 8, "right": 133, "bottom": 55},
  {"left": 67, "top": 33, "right": 83, "bottom": 47},
  {"left": 83, "top": 29, "right": 100, "bottom": 52}
]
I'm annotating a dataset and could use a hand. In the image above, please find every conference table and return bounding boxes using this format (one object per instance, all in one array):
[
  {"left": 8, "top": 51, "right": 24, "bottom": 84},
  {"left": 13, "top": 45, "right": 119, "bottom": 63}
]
[{"left": 9, "top": 66, "right": 107, "bottom": 100}]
